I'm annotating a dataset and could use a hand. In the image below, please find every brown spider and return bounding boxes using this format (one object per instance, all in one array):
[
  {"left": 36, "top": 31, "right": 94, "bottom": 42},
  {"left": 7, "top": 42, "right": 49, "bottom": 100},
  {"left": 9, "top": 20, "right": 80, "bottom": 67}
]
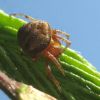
[{"left": 10, "top": 13, "right": 71, "bottom": 91}]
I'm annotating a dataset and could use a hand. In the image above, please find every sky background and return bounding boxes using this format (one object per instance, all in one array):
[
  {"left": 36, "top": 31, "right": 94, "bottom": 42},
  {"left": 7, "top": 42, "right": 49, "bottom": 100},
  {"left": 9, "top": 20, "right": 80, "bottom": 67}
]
[{"left": 0, "top": 0, "right": 100, "bottom": 99}]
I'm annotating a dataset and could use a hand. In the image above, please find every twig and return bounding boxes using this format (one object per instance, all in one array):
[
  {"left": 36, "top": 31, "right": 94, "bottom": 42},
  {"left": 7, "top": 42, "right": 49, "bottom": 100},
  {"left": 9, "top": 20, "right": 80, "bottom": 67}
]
[{"left": 0, "top": 71, "right": 57, "bottom": 100}]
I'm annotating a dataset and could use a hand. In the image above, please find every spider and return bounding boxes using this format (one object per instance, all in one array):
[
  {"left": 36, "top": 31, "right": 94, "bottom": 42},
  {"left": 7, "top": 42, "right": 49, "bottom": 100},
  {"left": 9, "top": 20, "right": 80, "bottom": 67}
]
[{"left": 10, "top": 13, "right": 71, "bottom": 91}]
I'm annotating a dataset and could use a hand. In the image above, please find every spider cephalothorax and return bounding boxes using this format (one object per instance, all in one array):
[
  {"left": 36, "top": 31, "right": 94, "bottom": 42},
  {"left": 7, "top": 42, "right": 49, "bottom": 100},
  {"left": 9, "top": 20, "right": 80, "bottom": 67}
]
[{"left": 10, "top": 13, "right": 71, "bottom": 91}]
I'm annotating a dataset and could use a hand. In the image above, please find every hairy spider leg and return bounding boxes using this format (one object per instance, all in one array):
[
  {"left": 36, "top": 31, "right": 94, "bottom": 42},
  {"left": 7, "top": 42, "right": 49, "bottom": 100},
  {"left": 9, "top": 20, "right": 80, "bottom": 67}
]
[
  {"left": 45, "top": 63, "right": 61, "bottom": 91},
  {"left": 53, "top": 29, "right": 70, "bottom": 39},
  {"left": 10, "top": 13, "right": 37, "bottom": 22},
  {"left": 44, "top": 51, "right": 65, "bottom": 76},
  {"left": 53, "top": 33, "right": 71, "bottom": 53},
  {"left": 51, "top": 30, "right": 71, "bottom": 55},
  {"left": 55, "top": 35, "right": 71, "bottom": 47}
]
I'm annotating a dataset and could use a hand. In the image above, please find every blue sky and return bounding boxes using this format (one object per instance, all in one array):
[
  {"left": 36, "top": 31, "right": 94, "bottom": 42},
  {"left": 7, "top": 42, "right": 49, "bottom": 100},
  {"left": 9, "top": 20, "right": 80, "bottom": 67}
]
[{"left": 0, "top": 0, "right": 100, "bottom": 99}]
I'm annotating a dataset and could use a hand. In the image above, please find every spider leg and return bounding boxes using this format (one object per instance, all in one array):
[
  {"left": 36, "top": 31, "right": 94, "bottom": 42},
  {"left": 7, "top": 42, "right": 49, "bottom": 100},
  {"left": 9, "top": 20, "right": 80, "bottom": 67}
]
[
  {"left": 44, "top": 51, "right": 65, "bottom": 76},
  {"left": 9, "top": 13, "right": 37, "bottom": 22},
  {"left": 52, "top": 33, "right": 71, "bottom": 55},
  {"left": 45, "top": 63, "right": 61, "bottom": 91},
  {"left": 55, "top": 34, "right": 71, "bottom": 47},
  {"left": 54, "top": 29, "right": 70, "bottom": 39}
]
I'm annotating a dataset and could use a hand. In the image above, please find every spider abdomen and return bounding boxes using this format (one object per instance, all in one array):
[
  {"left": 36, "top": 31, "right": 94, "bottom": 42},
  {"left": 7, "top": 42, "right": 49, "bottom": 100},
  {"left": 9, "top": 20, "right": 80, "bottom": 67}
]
[{"left": 17, "top": 21, "right": 51, "bottom": 57}]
